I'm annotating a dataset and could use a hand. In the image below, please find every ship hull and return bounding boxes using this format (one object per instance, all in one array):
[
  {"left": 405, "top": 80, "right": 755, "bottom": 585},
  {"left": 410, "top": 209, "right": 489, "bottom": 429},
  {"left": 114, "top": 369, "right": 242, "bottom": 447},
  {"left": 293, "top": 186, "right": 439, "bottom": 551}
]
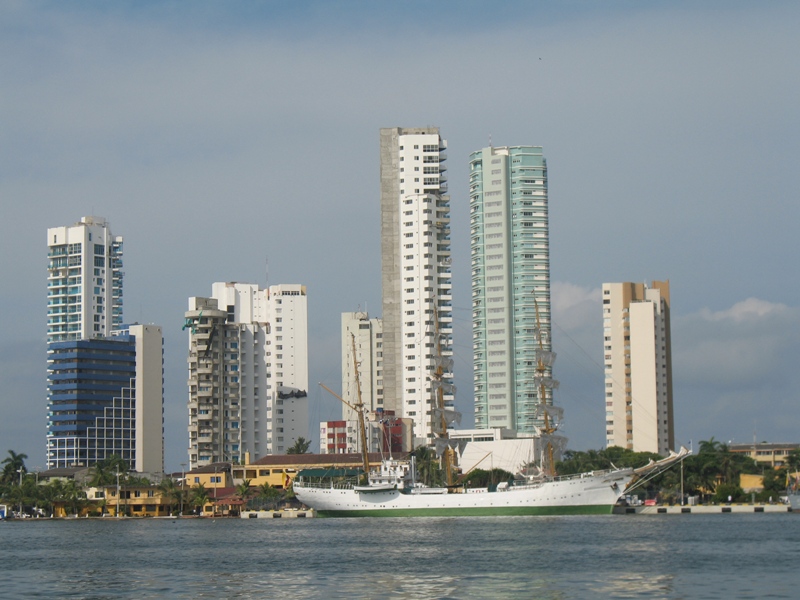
[{"left": 295, "top": 469, "right": 633, "bottom": 518}]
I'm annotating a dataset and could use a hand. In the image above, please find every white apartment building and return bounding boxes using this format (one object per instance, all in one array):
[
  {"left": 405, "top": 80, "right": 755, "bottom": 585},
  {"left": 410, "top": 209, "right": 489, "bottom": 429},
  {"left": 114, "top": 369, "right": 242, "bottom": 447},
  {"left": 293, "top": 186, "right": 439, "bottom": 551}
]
[
  {"left": 47, "top": 216, "right": 123, "bottom": 343},
  {"left": 603, "top": 281, "right": 674, "bottom": 455},
  {"left": 469, "top": 146, "right": 552, "bottom": 434},
  {"left": 340, "top": 311, "right": 384, "bottom": 421},
  {"left": 380, "top": 127, "right": 454, "bottom": 447},
  {"left": 185, "top": 282, "right": 308, "bottom": 469}
]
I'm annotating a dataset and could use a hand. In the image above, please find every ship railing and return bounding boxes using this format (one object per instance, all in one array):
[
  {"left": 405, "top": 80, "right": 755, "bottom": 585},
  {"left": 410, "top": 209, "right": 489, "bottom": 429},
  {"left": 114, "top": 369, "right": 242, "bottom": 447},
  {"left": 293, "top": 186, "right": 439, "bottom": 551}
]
[
  {"left": 294, "top": 480, "right": 355, "bottom": 490},
  {"left": 550, "top": 469, "right": 621, "bottom": 483},
  {"left": 510, "top": 468, "right": 623, "bottom": 488}
]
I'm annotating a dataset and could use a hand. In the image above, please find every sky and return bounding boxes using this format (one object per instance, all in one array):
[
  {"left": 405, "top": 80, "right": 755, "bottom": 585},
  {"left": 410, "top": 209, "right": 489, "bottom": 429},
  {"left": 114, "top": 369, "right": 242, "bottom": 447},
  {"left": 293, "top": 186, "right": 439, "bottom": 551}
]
[{"left": 2, "top": 0, "right": 799, "bottom": 473}]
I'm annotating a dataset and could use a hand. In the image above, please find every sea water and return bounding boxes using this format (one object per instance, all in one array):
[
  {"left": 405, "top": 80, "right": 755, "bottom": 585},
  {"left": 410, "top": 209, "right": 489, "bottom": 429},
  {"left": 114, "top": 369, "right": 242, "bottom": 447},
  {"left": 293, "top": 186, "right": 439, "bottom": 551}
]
[{"left": 1, "top": 514, "right": 798, "bottom": 599}]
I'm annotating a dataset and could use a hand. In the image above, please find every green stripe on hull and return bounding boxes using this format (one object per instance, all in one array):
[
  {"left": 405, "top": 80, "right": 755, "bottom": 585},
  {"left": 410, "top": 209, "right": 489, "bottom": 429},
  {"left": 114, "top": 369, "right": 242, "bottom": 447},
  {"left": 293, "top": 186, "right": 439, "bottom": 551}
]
[{"left": 315, "top": 505, "right": 614, "bottom": 518}]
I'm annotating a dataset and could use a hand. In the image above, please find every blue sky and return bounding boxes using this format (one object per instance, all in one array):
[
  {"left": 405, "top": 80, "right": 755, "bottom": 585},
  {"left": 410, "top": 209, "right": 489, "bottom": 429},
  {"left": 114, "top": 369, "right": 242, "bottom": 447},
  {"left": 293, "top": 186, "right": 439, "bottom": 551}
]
[{"left": 2, "top": 1, "right": 799, "bottom": 471}]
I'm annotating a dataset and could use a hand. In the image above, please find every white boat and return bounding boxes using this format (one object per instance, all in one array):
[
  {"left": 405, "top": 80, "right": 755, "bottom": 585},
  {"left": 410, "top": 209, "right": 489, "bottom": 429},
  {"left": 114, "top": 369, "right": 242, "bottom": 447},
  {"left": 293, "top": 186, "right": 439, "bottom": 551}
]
[
  {"left": 295, "top": 304, "right": 689, "bottom": 517},
  {"left": 294, "top": 449, "right": 689, "bottom": 517}
]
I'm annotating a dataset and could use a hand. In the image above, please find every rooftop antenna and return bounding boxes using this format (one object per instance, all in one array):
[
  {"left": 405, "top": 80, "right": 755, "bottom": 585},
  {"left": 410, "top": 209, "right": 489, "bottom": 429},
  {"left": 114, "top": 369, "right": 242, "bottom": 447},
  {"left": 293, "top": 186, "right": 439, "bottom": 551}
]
[
  {"left": 489, "top": 133, "right": 492, "bottom": 148},
  {"left": 265, "top": 256, "right": 269, "bottom": 287}
]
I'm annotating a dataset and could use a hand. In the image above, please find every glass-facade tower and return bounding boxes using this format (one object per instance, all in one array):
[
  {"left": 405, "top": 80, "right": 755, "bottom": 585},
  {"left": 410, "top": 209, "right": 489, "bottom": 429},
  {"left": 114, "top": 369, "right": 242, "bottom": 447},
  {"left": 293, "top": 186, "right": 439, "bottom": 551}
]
[{"left": 470, "top": 146, "right": 551, "bottom": 434}]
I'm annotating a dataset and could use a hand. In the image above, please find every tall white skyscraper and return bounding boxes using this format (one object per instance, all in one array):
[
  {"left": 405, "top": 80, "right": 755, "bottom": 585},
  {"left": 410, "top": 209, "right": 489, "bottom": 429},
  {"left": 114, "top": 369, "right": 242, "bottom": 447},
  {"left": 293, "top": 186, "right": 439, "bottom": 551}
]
[
  {"left": 380, "top": 127, "right": 454, "bottom": 446},
  {"left": 185, "top": 282, "right": 309, "bottom": 469},
  {"left": 47, "top": 216, "right": 123, "bottom": 343},
  {"left": 602, "top": 281, "right": 674, "bottom": 455},
  {"left": 469, "top": 146, "right": 552, "bottom": 434}
]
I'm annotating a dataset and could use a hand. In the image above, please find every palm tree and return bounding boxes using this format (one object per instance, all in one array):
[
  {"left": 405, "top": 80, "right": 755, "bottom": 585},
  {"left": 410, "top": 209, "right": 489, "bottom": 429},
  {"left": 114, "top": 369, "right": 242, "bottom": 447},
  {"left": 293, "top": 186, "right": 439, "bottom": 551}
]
[
  {"left": 1, "top": 450, "right": 28, "bottom": 484},
  {"left": 89, "top": 455, "right": 129, "bottom": 487},
  {"left": 158, "top": 478, "right": 182, "bottom": 515},
  {"left": 412, "top": 446, "right": 443, "bottom": 487},
  {"left": 236, "top": 480, "right": 252, "bottom": 500},
  {"left": 786, "top": 449, "right": 800, "bottom": 475},
  {"left": 39, "top": 479, "right": 64, "bottom": 517},
  {"left": 256, "top": 482, "right": 282, "bottom": 510},
  {"left": 59, "top": 480, "right": 87, "bottom": 516},
  {"left": 698, "top": 438, "right": 723, "bottom": 455},
  {"left": 287, "top": 437, "right": 312, "bottom": 455},
  {"left": 189, "top": 483, "right": 210, "bottom": 516}
]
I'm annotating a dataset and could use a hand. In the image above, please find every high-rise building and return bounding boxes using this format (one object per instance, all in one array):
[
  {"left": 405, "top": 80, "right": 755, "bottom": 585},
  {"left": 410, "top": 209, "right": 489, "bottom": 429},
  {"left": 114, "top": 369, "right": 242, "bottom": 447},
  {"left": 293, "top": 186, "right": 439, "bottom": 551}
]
[
  {"left": 47, "top": 216, "right": 123, "bottom": 343},
  {"left": 46, "top": 323, "right": 164, "bottom": 472},
  {"left": 379, "top": 127, "right": 454, "bottom": 446},
  {"left": 602, "top": 281, "right": 674, "bottom": 455},
  {"left": 469, "top": 146, "right": 552, "bottom": 434},
  {"left": 340, "top": 311, "right": 384, "bottom": 421},
  {"left": 185, "top": 282, "right": 309, "bottom": 470}
]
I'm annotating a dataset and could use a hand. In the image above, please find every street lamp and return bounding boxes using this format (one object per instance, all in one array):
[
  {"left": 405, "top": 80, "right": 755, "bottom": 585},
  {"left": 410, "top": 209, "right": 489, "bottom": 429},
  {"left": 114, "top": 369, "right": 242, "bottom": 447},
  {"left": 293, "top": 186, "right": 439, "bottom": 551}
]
[
  {"left": 16, "top": 469, "right": 24, "bottom": 517},
  {"left": 180, "top": 463, "right": 186, "bottom": 517},
  {"left": 115, "top": 469, "right": 121, "bottom": 518}
]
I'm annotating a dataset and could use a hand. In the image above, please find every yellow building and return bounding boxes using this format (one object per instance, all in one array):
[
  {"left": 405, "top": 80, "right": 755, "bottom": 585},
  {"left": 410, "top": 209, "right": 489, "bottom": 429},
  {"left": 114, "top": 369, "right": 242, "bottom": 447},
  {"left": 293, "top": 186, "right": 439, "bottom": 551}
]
[
  {"left": 184, "top": 462, "right": 232, "bottom": 491},
  {"left": 232, "top": 453, "right": 384, "bottom": 489},
  {"left": 102, "top": 485, "right": 172, "bottom": 517},
  {"left": 729, "top": 443, "right": 799, "bottom": 468}
]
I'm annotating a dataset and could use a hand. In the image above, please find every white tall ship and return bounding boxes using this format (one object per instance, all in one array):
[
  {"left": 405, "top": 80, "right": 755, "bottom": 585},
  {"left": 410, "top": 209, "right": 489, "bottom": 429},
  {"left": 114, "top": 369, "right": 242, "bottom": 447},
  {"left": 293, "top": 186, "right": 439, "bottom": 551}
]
[{"left": 295, "top": 312, "right": 688, "bottom": 517}]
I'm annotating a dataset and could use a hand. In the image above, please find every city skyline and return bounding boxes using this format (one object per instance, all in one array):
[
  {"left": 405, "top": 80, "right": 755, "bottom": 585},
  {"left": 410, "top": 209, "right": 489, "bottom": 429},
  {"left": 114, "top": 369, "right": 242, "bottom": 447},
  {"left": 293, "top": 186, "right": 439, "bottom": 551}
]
[{"left": 2, "top": 1, "right": 799, "bottom": 471}]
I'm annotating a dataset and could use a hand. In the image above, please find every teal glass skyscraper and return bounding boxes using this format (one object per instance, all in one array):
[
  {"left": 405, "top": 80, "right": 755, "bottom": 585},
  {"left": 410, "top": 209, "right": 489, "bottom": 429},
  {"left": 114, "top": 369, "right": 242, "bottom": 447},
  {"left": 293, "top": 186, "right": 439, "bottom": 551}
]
[{"left": 470, "top": 146, "right": 551, "bottom": 434}]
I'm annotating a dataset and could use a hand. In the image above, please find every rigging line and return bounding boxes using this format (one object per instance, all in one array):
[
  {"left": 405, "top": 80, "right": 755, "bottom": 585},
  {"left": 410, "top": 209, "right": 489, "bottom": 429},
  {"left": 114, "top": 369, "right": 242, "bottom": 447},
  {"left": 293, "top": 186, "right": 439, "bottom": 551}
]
[{"left": 551, "top": 318, "right": 663, "bottom": 431}]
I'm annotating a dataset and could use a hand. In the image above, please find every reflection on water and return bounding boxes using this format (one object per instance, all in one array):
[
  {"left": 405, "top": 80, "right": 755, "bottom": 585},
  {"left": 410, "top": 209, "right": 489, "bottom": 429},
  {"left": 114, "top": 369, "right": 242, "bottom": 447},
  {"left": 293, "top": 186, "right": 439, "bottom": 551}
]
[
  {"left": 589, "top": 573, "right": 675, "bottom": 598},
  {"left": 1, "top": 514, "right": 797, "bottom": 599}
]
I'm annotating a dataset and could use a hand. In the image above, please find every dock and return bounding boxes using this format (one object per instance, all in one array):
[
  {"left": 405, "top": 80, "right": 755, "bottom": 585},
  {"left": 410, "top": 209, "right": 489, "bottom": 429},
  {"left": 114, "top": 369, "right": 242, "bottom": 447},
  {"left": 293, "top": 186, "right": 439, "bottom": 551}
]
[{"left": 614, "top": 504, "right": 792, "bottom": 515}]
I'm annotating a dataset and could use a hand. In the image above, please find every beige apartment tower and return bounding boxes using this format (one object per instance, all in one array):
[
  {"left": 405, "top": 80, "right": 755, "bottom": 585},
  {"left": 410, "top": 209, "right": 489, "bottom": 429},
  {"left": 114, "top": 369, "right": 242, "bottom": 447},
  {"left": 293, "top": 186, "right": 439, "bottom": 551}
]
[{"left": 603, "top": 281, "right": 674, "bottom": 455}]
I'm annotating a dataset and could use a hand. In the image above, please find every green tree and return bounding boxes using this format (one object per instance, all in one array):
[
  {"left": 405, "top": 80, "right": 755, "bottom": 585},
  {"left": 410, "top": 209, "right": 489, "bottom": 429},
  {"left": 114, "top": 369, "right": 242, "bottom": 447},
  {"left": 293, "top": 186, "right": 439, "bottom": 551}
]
[
  {"left": 412, "top": 446, "right": 444, "bottom": 487},
  {"left": 126, "top": 475, "right": 151, "bottom": 487},
  {"left": 256, "top": 483, "right": 282, "bottom": 510},
  {"left": 58, "top": 480, "right": 88, "bottom": 516},
  {"left": 158, "top": 478, "right": 184, "bottom": 516},
  {"left": 785, "top": 449, "right": 800, "bottom": 474},
  {"left": 1, "top": 450, "right": 28, "bottom": 484},
  {"left": 713, "top": 482, "right": 745, "bottom": 504},
  {"left": 236, "top": 480, "right": 252, "bottom": 501},
  {"left": 89, "top": 455, "right": 129, "bottom": 487},
  {"left": 287, "top": 437, "right": 312, "bottom": 455},
  {"left": 38, "top": 479, "right": 65, "bottom": 517},
  {"left": 760, "top": 468, "right": 786, "bottom": 496},
  {"left": 459, "top": 468, "right": 514, "bottom": 489},
  {"left": 189, "top": 483, "right": 210, "bottom": 515}
]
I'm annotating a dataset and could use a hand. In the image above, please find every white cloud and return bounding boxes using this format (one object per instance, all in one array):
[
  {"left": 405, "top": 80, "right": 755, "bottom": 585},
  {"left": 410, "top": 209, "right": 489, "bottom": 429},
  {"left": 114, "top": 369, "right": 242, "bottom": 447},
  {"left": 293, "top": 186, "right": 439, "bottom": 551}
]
[{"left": 698, "top": 298, "right": 789, "bottom": 322}]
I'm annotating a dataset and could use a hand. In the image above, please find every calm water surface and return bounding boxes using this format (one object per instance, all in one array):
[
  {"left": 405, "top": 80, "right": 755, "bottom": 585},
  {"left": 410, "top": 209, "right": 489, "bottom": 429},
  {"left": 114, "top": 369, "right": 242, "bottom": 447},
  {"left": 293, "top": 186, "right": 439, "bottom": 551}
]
[{"left": 1, "top": 514, "right": 798, "bottom": 599}]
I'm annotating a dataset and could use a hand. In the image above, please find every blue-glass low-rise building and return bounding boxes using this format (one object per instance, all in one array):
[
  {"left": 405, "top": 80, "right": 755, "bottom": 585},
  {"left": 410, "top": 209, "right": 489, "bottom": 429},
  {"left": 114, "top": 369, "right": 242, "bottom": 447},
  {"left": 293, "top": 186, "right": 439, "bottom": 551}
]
[{"left": 46, "top": 324, "right": 164, "bottom": 472}]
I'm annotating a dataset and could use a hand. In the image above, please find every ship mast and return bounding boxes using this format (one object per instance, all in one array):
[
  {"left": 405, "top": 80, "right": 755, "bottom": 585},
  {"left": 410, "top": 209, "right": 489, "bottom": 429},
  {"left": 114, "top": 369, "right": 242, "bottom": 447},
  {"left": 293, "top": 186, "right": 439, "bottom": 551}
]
[
  {"left": 318, "top": 333, "right": 370, "bottom": 480},
  {"left": 350, "top": 333, "right": 371, "bottom": 478},
  {"left": 431, "top": 302, "right": 455, "bottom": 486},
  {"left": 533, "top": 298, "right": 558, "bottom": 476}
]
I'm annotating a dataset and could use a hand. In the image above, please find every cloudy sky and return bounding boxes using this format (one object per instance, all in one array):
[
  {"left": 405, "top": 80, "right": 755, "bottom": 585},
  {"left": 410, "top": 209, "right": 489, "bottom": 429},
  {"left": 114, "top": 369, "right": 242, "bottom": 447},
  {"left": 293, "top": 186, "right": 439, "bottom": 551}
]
[{"left": 2, "top": 1, "right": 798, "bottom": 472}]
